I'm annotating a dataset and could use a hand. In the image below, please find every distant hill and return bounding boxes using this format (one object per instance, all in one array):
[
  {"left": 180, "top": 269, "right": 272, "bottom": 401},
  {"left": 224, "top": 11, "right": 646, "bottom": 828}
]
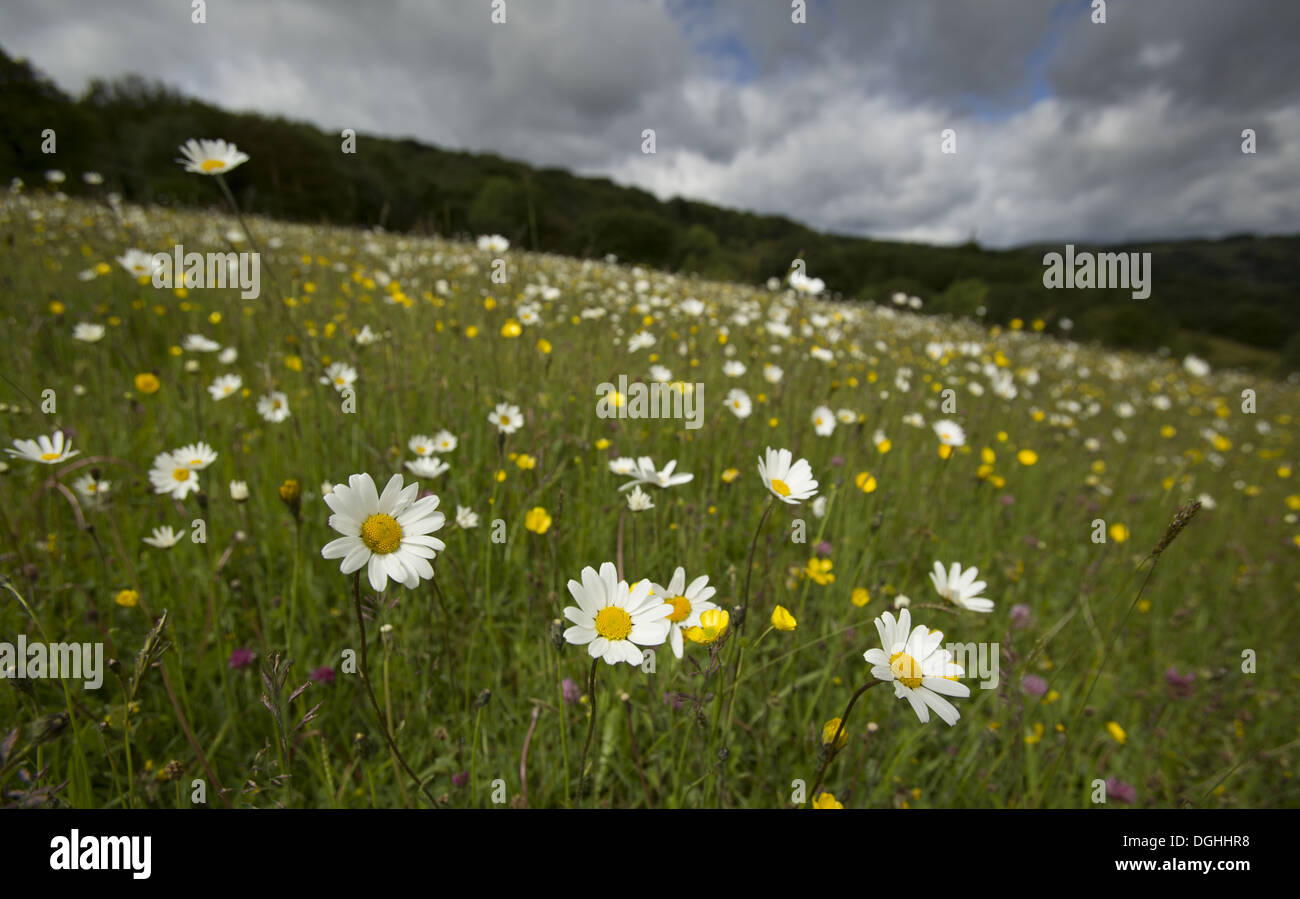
[{"left": 2, "top": 47, "right": 1297, "bottom": 371}]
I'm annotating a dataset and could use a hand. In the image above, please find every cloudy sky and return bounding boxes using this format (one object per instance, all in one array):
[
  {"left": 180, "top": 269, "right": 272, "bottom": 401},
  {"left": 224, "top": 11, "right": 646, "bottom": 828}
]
[{"left": 3, "top": 0, "right": 1298, "bottom": 247}]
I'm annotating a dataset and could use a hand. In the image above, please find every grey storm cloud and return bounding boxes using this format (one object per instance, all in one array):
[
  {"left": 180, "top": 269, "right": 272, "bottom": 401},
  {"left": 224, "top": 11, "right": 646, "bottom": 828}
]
[{"left": 1, "top": 0, "right": 1297, "bottom": 247}]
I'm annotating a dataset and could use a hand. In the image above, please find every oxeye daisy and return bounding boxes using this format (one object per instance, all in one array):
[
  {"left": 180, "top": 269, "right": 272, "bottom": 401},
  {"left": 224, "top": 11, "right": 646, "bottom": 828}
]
[
  {"left": 649, "top": 567, "right": 718, "bottom": 659},
  {"left": 173, "top": 441, "right": 218, "bottom": 470},
  {"left": 320, "top": 472, "right": 446, "bottom": 593},
  {"left": 617, "top": 456, "right": 694, "bottom": 491},
  {"left": 929, "top": 561, "right": 994, "bottom": 613},
  {"left": 208, "top": 373, "right": 242, "bottom": 400},
  {"left": 811, "top": 405, "right": 836, "bottom": 436},
  {"left": 757, "top": 446, "right": 818, "bottom": 505},
  {"left": 626, "top": 485, "right": 654, "bottom": 511},
  {"left": 257, "top": 391, "right": 291, "bottom": 423},
  {"left": 404, "top": 456, "right": 450, "bottom": 479},
  {"left": 455, "top": 506, "right": 479, "bottom": 529},
  {"left": 176, "top": 138, "right": 250, "bottom": 176},
  {"left": 408, "top": 434, "right": 435, "bottom": 457},
  {"left": 142, "top": 525, "right": 182, "bottom": 548},
  {"left": 72, "top": 323, "right": 105, "bottom": 343},
  {"left": 724, "top": 388, "right": 752, "bottom": 419},
  {"left": 432, "top": 430, "right": 457, "bottom": 453},
  {"left": 864, "top": 608, "right": 969, "bottom": 726},
  {"left": 183, "top": 334, "right": 221, "bottom": 353},
  {"left": 562, "top": 562, "right": 672, "bottom": 666},
  {"left": 149, "top": 451, "right": 202, "bottom": 499},
  {"left": 321, "top": 362, "right": 357, "bottom": 391},
  {"left": 6, "top": 431, "right": 80, "bottom": 464},
  {"left": 489, "top": 403, "right": 523, "bottom": 435},
  {"left": 72, "top": 473, "right": 111, "bottom": 502},
  {"left": 116, "top": 249, "right": 160, "bottom": 278}
]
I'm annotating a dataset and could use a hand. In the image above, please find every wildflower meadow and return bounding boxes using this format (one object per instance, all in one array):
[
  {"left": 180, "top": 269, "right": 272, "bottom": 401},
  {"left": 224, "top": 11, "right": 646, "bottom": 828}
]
[{"left": 2, "top": 145, "right": 1296, "bottom": 814}]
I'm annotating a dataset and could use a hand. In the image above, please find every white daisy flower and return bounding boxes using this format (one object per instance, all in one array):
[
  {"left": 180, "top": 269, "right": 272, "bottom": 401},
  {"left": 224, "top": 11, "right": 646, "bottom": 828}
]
[
  {"left": 618, "top": 456, "right": 694, "bottom": 491},
  {"left": 229, "top": 480, "right": 249, "bottom": 501},
  {"left": 763, "top": 363, "right": 784, "bottom": 384},
  {"left": 404, "top": 456, "right": 450, "bottom": 479},
  {"left": 929, "top": 561, "right": 994, "bottom": 613},
  {"left": 456, "top": 506, "right": 479, "bottom": 529},
  {"left": 143, "top": 525, "right": 183, "bottom": 549},
  {"left": 408, "top": 434, "right": 435, "bottom": 457},
  {"left": 321, "top": 362, "right": 357, "bottom": 391},
  {"left": 932, "top": 419, "right": 966, "bottom": 447},
  {"left": 257, "top": 391, "right": 291, "bottom": 423},
  {"left": 562, "top": 562, "right": 672, "bottom": 666},
  {"left": 724, "top": 388, "right": 752, "bottom": 418},
  {"left": 208, "top": 374, "right": 242, "bottom": 400},
  {"left": 489, "top": 403, "right": 523, "bottom": 435},
  {"left": 72, "top": 473, "right": 111, "bottom": 501},
  {"left": 811, "top": 405, "right": 836, "bottom": 436},
  {"left": 173, "top": 441, "right": 218, "bottom": 470},
  {"left": 649, "top": 567, "right": 718, "bottom": 659},
  {"left": 218, "top": 347, "right": 238, "bottom": 365},
  {"left": 320, "top": 473, "right": 447, "bottom": 593},
  {"left": 176, "top": 138, "right": 250, "bottom": 176},
  {"left": 758, "top": 446, "right": 818, "bottom": 505},
  {"left": 183, "top": 334, "right": 221, "bottom": 353},
  {"left": 835, "top": 408, "right": 856, "bottom": 424},
  {"left": 609, "top": 457, "right": 637, "bottom": 476},
  {"left": 432, "top": 430, "right": 457, "bottom": 453},
  {"left": 627, "top": 332, "right": 655, "bottom": 352},
  {"left": 626, "top": 485, "right": 654, "bottom": 511},
  {"left": 149, "top": 451, "right": 201, "bottom": 499},
  {"left": 355, "top": 324, "right": 380, "bottom": 346},
  {"left": 477, "top": 234, "right": 509, "bottom": 253},
  {"left": 864, "top": 608, "right": 969, "bottom": 726},
  {"left": 648, "top": 364, "right": 672, "bottom": 383},
  {"left": 72, "top": 323, "right": 105, "bottom": 343},
  {"left": 723, "top": 360, "right": 746, "bottom": 377},
  {"left": 116, "top": 249, "right": 161, "bottom": 278},
  {"left": 6, "top": 431, "right": 80, "bottom": 464}
]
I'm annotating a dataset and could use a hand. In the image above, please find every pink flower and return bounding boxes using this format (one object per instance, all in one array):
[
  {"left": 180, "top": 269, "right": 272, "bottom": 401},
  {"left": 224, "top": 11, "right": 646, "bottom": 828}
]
[{"left": 228, "top": 647, "right": 256, "bottom": 670}]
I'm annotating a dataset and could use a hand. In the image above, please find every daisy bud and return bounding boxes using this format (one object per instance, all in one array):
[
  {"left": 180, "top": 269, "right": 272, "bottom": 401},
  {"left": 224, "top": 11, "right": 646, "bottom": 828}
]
[
  {"left": 472, "top": 688, "right": 492, "bottom": 710},
  {"left": 549, "top": 618, "right": 565, "bottom": 651}
]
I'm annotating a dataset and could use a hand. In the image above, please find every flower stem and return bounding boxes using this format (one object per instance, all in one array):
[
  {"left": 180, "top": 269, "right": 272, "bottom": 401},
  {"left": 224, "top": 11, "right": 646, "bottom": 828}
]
[
  {"left": 352, "top": 573, "right": 438, "bottom": 808},
  {"left": 807, "top": 679, "right": 885, "bottom": 803},
  {"left": 576, "top": 656, "right": 599, "bottom": 803}
]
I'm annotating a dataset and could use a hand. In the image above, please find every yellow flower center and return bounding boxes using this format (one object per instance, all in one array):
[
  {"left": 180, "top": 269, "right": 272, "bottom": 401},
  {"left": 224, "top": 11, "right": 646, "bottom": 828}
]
[
  {"left": 199, "top": 159, "right": 226, "bottom": 172},
  {"left": 666, "top": 595, "right": 691, "bottom": 623},
  {"left": 360, "top": 513, "right": 403, "bottom": 554},
  {"left": 39, "top": 452, "right": 60, "bottom": 461},
  {"left": 499, "top": 415, "right": 510, "bottom": 426},
  {"left": 889, "top": 652, "right": 924, "bottom": 689},
  {"left": 416, "top": 446, "right": 426, "bottom": 454},
  {"left": 335, "top": 376, "right": 346, "bottom": 385},
  {"left": 594, "top": 606, "right": 633, "bottom": 641},
  {"left": 172, "top": 468, "right": 191, "bottom": 482},
  {"left": 770, "top": 478, "right": 791, "bottom": 497}
]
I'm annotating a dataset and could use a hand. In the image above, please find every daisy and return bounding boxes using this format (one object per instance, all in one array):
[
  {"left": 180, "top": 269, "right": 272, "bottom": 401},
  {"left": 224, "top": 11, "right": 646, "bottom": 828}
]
[
  {"left": 627, "top": 332, "right": 655, "bottom": 352},
  {"left": 758, "top": 447, "right": 818, "bottom": 505},
  {"left": 176, "top": 138, "right": 250, "bottom": 176},
  {"left": 477, "top": 234, "right": 509, "bottom": 253},
  {"left": 405, "top": 456, "right": 450, "bottom": 479},
  {"left": 6, "top": 431, "right": 79, "bottom": 464},
  {"left": 626, "top": 485, "right": 654, "bottom": 511},
  {"left": 618, "top": 456, "right": 694, "bottom": 491},
  {"left": 836, "top": 408, "right": 856, "bottom": 424},
  {"left": 562, "top": 562, "right": 672, "bottom": 666},
  {"left": 320, "top": 473, "right": 447, "bottom": 593},
  {"left": 218, "top": 347, "right": 238, "bottom": 365},
  {"left": 208, "top": 374, "right": 242, "bottom": 400},
  {"left": 609, "top": 457, "right": 637, "bottom": 476},
  {"left": 408, "top": 434, "right": 435, "bottom": 457},
  {"left": 724, "top": 389, "right": 752, "bottom": 419},
  {"left": 183, "top": 334, "right": 221, "bottom": 353},
  {"left": 456, "top": 506, "right": 479, "bottom": 529},
  {"left": 864, "top": 608, "right": 969, "bottom": 726},
  {"left": 143, "top": 525, "right": 183, "bottom": 549},
  {"left": 321, "top": 362, "right": 357, "bottom": 391},
  {"left": 72, "top": 323, "right": 105, "bottom": 343},
  {"left": 229, "top": 480, "right": 249, "bottom": 501},
  {"left": 811, "top": 405, "right": 836, "bottom": 436},
  {"left": 933, "top": 419, "right": 966, "bottom": 447},
  {"left": 928, "top": 561, "right": 994, "bottom": 613},
  {"left": 763, "top": 364, "right": 784, "bottom": 384},
  {"left": 173, "top": 441, "right": 218, "bottom": 470},
  {"left": 257, "top": 391, "right": 291, "bottom": 423},
  {"left": 432, "top": 430, "right": 457, "bottom": 453},
  {"left": 72, "top": 473, "right": 111, "bottom": 501},
  {"left": 489, "top": 403, "right": 523, "bottom": 435},
  {"left": 648, "top": 364, "right": 672, "bottom": 383},
  {"left": 149, "top": 451, "right": 202, "bottom": 499},
  {"left": 723, "top": 360, "right": 746, "bottom": 377},
  {"left": 355, "top": 325, "right": 380, "bottom": 346},
  {"left": 650, "top": 567, "right": 718, "bottom": 659},
  {"left": 116, "top": 249, "right": 160, "bottom": 278}
]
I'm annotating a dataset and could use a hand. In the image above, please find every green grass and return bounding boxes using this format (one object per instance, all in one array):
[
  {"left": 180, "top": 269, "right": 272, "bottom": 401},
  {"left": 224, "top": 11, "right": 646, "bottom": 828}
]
[{"left": 1, "top": 187, "right": 1297, "bottom": 809}]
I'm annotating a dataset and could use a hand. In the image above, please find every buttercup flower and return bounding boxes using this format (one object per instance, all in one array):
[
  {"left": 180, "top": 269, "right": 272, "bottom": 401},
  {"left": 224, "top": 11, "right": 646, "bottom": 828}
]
[{"left": 650, "top": 567, "right": 718, "bottom": 659}]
